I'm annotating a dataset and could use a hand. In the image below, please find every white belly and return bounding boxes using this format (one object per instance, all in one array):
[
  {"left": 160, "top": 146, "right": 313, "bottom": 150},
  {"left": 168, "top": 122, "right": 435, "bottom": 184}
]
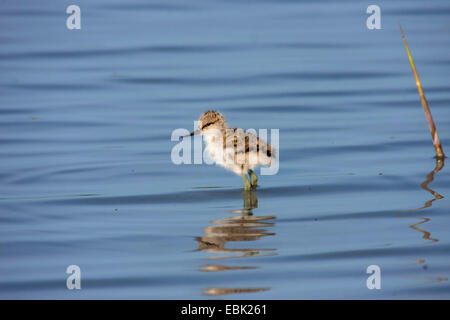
[
  {"left": 203, "top": 131, "right": 272, "bottom": 176},
  {"left": 203, "top": 136, "right": 251, "bottom": 176}
]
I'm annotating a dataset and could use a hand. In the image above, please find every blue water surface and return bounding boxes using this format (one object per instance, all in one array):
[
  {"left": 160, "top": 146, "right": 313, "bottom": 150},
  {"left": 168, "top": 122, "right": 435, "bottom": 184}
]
[{"left": 1, "top": 0, "right": 450, "bottom": 299}]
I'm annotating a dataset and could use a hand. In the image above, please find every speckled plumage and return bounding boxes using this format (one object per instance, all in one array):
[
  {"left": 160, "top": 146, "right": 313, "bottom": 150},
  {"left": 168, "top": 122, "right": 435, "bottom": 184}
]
[{"left": 189, "top": 111, "right": 274, "bottom": 189}]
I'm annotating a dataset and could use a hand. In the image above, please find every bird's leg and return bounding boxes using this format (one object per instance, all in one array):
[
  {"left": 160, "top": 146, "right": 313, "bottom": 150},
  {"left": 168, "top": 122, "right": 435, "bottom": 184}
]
[
  {"left": 249, "top": 169, "right": 258, "bottom": 189},
  {"left": 242, "top": 189, "right": 258, "bottom": 211},
  {"left": 242, "top": 174, "right": 251, "bottom": 191}
]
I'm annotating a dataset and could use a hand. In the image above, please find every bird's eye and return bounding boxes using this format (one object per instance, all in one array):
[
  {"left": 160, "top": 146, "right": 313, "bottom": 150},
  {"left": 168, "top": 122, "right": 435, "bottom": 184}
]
[{"left": 201, "top": 120, "right": 218, "bottom": 130}]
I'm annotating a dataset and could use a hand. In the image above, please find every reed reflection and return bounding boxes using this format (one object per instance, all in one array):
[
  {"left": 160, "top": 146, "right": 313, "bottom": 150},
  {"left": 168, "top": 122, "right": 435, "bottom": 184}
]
[
  {"left": 196, "top": 191, "right": 276, "bottom": 296},
  {"left": 398, "top": 158, "right": 445, "bottom": 242}
]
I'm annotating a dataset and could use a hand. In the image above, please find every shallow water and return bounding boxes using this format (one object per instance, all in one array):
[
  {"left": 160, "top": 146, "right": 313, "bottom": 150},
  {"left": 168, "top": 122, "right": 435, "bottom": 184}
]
[{"left": 1, "top": 0, "right": 450, "bottom": 299}]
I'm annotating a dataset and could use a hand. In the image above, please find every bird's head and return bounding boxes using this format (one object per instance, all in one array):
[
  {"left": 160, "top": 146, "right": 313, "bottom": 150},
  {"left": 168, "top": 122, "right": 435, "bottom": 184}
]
[{"left": 185, "top": 110, "right": 228, "bottom": 137}]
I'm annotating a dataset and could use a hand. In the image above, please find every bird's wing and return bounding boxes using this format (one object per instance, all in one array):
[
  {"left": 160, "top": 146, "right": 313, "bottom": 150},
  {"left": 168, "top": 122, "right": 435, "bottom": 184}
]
[{"left": 224, "top": 129, "right": 273, "bottom": 158}]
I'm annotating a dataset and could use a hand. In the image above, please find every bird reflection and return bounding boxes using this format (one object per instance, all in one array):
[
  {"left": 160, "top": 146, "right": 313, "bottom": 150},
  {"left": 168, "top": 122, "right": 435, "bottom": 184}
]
[
  {"left": 398, "top": 158, "right": 444, "bottom": 243},
  {"left": 195, "top": 190, "right": 276, "bottom": 296}
]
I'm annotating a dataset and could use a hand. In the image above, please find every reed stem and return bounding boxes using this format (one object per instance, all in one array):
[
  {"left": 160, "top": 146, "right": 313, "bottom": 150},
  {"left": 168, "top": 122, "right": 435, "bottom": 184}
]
[{"left": 400, "top": 25, "right": 445, "bottom": 159}]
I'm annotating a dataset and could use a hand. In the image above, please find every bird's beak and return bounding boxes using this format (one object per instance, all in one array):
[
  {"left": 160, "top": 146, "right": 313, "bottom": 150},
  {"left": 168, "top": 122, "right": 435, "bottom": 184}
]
[{"left": 183, "top": 129, "right": 201, "bottom": 138}]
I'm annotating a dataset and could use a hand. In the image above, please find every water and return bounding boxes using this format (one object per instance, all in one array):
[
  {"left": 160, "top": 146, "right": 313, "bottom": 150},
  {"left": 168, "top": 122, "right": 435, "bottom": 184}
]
[{"left": 1, "top": 0, "right": 450, "bottom": 299}]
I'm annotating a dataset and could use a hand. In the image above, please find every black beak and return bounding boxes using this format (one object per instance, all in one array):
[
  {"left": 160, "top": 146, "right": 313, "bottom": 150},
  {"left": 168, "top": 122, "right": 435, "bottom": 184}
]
[{"left": 183, "top": 129, "right": 201, "bottom": 138}]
